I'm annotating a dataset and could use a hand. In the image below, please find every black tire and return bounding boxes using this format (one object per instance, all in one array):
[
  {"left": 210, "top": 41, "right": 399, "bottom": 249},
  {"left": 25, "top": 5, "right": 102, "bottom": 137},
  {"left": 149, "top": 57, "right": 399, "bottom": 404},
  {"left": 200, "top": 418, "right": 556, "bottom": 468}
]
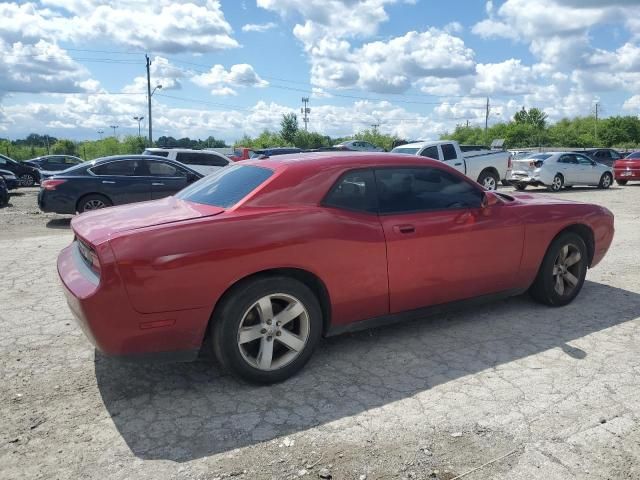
[
  {"left": 598, "top": 172, "right": 613, "bottom": 189},
  {"left": 211, "top": 276, "right": 323, "bottom": 384},
  {"left": 501, "top": 180, "right": 510, "bottom": 187},
  {"left": 529, "top": 232, "right": 588, "bottom": 307},
  {"left": 547, "top": 174, "right": 563, "bottom": 192},
  {"left": 616, "top": 179, "right": 628, "bottom": 186},
  {"left": 77, "top": 194, "right": 112, "bottom": 213},
  {"left": 19, "top": 173, "right": 36, "bottom": 187},
  {"left": 478, "top": 170, "right": 500, "bottom": 190},
  {"left": 564, "top": 185, "right": 573, "bottom": 189},
  {"left": 514, "top": 183, "right": 527, "bottom": 191}
]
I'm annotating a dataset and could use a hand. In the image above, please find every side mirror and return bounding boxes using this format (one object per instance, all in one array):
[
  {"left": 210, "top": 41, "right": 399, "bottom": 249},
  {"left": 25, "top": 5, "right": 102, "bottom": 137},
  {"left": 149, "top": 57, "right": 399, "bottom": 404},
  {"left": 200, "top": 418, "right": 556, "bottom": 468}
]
[{"left": 481, "top": 191, "right": 500, "bottom": 209}]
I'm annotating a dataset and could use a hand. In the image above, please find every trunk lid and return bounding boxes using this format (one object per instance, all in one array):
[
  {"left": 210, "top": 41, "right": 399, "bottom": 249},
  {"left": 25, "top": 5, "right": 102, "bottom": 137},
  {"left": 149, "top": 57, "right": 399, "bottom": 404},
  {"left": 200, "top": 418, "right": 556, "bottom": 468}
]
[{"left": 71, "top": 196, "right": 224, "bottom": 245}]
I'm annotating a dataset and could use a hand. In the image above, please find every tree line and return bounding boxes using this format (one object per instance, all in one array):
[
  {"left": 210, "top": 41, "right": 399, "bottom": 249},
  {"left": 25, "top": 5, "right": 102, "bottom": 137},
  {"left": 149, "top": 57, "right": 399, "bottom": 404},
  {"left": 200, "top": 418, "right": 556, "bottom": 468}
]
[{"left": 2, "top": 108, "right": 639, "bottom": 161}]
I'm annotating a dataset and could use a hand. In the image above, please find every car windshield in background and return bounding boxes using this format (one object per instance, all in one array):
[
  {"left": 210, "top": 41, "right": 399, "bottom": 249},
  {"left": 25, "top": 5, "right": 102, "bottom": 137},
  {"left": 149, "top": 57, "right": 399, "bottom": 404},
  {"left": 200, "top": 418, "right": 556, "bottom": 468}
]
[
  {"left": 528, "top": 153, "right": 553, "bottom": 160},
  {"left": 176, "top": 164, "right": 273, "bottom": 208},
  {"left": 391, "top": 147, "right": 420, "bottom": 155},
  {"left": 143, "top": 150, "right": 169, "bottom": 157},
  {"left": 627, "top": 151, "right": 640, "bottom": 159}
]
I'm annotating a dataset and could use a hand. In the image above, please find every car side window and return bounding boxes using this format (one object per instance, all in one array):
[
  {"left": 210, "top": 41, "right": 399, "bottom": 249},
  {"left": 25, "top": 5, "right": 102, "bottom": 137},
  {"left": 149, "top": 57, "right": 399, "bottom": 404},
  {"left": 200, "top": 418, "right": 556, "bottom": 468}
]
[
  {"left": 148, "top": 161, "right": 186, "bottom": 177},
  {"left": 65, "top": 157, "right": 80, "bottom": 164},
  {"left": 0, "top": 158, "right": 6, "bottom": 166},
  {"left": 375, "top": 167, "right": 483, "bottom": 214},
  {"left": 609, "top": 151, "right": 621, "bottom": 159},
  {"left": 420, "top": 146, "right": 440, "bottom": 159},
  {"left": 91, "top": 160, "right": 146, "bottom": 176},
  {"left": 441, "top": 143, "right": 457, "bottom": 161},
  {"left": 559, "top": 155, "right": 577, "bottom": 164},
  {"left": 323, "top": 170, "right": 377, "bottom": 213},
  {"left": 576, "top": 155, "right": 593, "bottom": 165}
]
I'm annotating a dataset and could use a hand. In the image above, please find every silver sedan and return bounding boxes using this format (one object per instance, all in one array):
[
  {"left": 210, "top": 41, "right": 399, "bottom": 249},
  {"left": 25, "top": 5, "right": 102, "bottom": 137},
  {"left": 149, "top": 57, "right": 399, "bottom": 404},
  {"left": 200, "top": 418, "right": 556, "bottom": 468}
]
[{"left": 509, "top": 152, "right": 615, "bottom": 192}]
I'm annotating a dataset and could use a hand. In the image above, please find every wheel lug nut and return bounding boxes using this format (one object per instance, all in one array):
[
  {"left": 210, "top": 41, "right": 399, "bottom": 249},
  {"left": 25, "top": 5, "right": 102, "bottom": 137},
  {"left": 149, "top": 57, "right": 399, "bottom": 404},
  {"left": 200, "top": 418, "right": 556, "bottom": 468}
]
[
  {"left": 260, "top": 328, "right": 267, "bottom": 334},
  {"left": 276, "top": 321, "right": 281, "bottom": 326},
  {"left": 266, "top": 320, "right": 272, "bottom": 325},
  {"left": 276, "top": 331, "right": 281, "bottom": 336}
]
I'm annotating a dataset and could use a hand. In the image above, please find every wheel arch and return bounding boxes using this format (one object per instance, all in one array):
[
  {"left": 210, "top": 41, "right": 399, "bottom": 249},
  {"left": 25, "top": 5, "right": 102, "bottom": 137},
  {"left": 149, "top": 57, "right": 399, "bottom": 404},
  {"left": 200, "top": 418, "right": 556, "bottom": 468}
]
[
  {"left": 477, "top": 167, "right": 500, "bottom": 181},
  {"left": 553, "top": 223, "right": 595, "bottom": 267},
  {"left": 206, "top": 267, "right": 333, "bottom": 340}
]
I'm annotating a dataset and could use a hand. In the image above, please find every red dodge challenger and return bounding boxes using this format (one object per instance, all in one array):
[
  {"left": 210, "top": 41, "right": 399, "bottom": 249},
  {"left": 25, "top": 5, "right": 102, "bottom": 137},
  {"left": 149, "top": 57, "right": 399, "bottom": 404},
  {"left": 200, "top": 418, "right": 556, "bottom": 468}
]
[{"left": 58, "top": 153, "right": 614, "bottom": 383}]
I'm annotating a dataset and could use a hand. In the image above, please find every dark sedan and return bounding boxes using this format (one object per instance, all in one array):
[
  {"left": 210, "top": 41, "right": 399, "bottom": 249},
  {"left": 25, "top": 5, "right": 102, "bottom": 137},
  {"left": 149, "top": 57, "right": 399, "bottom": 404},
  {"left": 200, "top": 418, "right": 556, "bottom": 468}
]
[
  {"left": 38, "top": 155, "right": 202, "bottom": 214},
  {"left": 25, "top": 155, "right": 84, "bottom": 172},
  {"left": 0, "top": 169, "right": 20, "bottom": 190},
  {"left": 0, "top": 154, "right": 40, "bottom": 187},
  {"left": 575, "top": 148, "right": 623, "bottom": 167}
]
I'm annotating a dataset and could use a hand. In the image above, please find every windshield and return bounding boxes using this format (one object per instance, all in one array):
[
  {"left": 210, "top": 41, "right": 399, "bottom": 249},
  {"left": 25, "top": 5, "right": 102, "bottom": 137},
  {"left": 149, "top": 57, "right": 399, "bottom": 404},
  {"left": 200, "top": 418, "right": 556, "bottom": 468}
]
[
  {"left": 143, "top": 149, "right": 169, "bottom": 157},
  {"left": 176, "top": 164, "right": 273, "bottom": 207},
  {"left": 626, "top": 151, "right": 640, "bottom": 159},
  {"left": 527, "top": 153, "right": 552, "bottom": 160},
  {"left": 391, "top": 147, "right": 420, "bottom": 155}
]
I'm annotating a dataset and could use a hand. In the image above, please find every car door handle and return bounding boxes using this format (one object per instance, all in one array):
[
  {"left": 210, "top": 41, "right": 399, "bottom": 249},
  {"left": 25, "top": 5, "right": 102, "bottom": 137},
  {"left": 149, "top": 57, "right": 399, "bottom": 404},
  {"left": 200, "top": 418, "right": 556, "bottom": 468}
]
[
  {"left": 101, "top": 180, "right": 115, "bottom": 184},
  {"left": 393, "top": 224, "right": 415, "bottom": 234},
  {"left": 454, "top": 162, "right": 462, "bottom": 166},
  {"left": 152, "top": 182, "right": 164, "bottom": 186}
]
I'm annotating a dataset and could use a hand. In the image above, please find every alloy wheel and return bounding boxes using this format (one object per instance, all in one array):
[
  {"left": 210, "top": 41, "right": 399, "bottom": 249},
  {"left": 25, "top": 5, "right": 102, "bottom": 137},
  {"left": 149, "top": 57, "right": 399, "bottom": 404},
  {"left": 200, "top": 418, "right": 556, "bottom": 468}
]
[
  {"left": 237, "top": 293, "right": 310, "bottom": 371},
  {"left": 552, "top": 244, "right": 582, "bottom": 297},
  {"left": 20, "top": 174, "right": 35, "bottom": 187},
  {"left": 601, "top": 174, "right": 612, "bottom": 188},
  {"left": 482, "top": 176, "right": 497, "bottom": 190},
  {"left": 83, "top": 199, "right": 106, "bottom": 211},
  {"left": 551, "top": 176, "right": 562, "bottom": 191}
]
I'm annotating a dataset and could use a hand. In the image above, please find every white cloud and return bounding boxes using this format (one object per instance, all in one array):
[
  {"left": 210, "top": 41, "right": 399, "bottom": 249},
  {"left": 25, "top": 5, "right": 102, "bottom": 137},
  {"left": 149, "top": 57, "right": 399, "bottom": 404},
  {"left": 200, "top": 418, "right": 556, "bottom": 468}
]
[
  {"left": 0, "top": 1, "right": 239, "bottom": 54},
  {"left": 242, "top": 22, "right": 278, "bottom": 33},
  {"left": 0, "top": 39, "right": 94, "bottom": 97},
  {"left": 192, "top": 64, "right": 268, "bottom": 96},
  {"left": 622, "top": 95, "right": 640, "bottom": 112}
]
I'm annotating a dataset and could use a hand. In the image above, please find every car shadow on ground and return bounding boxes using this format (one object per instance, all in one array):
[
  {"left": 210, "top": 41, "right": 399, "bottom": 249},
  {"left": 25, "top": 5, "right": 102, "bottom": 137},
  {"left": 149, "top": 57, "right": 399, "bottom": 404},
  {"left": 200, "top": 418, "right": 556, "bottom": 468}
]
[
  {"left": 95, "top": 280, "right": 640, "bottom": 462},
  {"left": 46, "top": 218, "right": 72, "bottom": 229}
]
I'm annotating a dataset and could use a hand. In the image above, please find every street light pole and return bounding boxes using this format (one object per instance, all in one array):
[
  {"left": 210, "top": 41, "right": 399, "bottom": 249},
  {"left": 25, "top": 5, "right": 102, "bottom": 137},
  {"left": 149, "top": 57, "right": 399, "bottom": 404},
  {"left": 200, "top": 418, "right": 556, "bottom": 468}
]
[
  {"left": 97, "top": 130, "right": 104, "bottom": 140},
  {"left": 146, "top": 54, "right": 163, "bottom": 147},
  {"left": 110, "top": 125, "right": 119, "bottom": 138},
  {"left": 133, "top": 116, "right": 144, "bottom": 137}
]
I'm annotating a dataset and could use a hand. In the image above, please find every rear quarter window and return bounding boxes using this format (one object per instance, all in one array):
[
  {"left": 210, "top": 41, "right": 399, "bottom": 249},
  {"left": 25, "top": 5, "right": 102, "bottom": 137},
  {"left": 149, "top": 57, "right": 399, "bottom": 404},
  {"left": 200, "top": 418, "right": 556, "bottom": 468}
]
[{"left": 176, "top": 164, "right": 273, "bottom": 208}]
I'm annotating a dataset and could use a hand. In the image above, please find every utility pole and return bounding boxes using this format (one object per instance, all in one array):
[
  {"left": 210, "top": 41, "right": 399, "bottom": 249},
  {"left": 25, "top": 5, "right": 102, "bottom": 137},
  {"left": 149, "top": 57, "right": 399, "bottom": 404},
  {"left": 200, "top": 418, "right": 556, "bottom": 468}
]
[
  {"left": 484, "top": 97, "right": 490, "bottom": 142},
  {"left": 133, "top": 116, "right": 144, "bottom": 137},
  {"left": 301, "top": 97, "right": 310, "bottom": 131},
  {"left": 44, "top": 135, "right": 50, "bottom": 155},
  {"left": 146, "top": 54, "right": 153, "bottom": 146},
  {"left": 97, "top": 130, "right": 104, "bottom": 140},
  {"left": 371, "top": 123, "right": 380, "bottom": 134},
  {"left": 110, "top": 125, "right": 119, "bottom": 138},
  {"left": 594, "top": 102, "right": 599, "bottom": 145},
  {"left": 466, "top": 119, "right": 470, "bottom": 128}
]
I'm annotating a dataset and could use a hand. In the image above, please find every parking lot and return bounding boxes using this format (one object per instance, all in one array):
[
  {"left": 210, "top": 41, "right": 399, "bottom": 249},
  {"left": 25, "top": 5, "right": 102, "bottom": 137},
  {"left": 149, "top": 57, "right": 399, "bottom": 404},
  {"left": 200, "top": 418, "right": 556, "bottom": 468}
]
[{"left": 1, "top": 185, "right": 639, "bottom": 480}]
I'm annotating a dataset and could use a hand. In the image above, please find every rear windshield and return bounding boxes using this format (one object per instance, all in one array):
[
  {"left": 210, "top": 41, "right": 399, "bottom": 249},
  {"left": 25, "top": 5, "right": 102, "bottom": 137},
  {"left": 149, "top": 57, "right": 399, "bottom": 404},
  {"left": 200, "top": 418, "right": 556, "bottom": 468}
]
[
  {"left": 391, "top": 147, "right": 419, "bottom": 155},
  {"left": 143, "top": 150, "right": 169, "bottom": 157},
  {"left": 626, "top": 151, "right": 640, "bottom": 159},
  {"left": 176, "top": 164, "right": 273, "bottom": 207},
  {"left": 528, "top": 153, "right": 552, "bottom": 160}
]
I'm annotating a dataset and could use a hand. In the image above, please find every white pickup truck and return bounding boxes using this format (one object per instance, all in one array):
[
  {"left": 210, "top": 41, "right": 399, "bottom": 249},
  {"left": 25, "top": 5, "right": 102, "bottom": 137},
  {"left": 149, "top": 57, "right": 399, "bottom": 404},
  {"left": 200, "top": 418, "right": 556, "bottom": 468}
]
[{"left": 390, "top": 140, "right": 512, "bottom": 190}]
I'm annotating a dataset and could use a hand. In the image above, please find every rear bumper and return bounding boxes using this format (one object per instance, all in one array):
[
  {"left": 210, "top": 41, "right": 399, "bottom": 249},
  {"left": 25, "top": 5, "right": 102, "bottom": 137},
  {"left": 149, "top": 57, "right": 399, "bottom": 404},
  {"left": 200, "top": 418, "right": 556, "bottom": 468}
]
[
  {"left": 38, "top": 189, "right": 76, "bottom": 214},
  {"left": 57, "top": 241, "right": 208, "bottom": 361},
  {"left": 614, "top": 169, "right": 640, "bottom": 180}
]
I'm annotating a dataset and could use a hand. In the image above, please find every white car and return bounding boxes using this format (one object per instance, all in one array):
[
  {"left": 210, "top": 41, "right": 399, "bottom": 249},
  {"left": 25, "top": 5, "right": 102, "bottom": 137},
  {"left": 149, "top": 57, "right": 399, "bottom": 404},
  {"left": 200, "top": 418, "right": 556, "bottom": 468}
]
[
  {"left": 509, "top": 152, "right": 614, "bottom": 192},
  {"left": 334, "top": 140, "right": 384, "bottom": 152},
  {"left": 143, "top": 148, "right": 232, "bottom": 175}
]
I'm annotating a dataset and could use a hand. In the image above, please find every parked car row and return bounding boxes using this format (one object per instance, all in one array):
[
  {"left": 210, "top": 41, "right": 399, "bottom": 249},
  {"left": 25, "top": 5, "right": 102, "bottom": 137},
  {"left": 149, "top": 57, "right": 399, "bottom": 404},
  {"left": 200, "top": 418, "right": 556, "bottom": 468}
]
[{"left": 0, "top": 154, "right": 41, "bottom": 187}]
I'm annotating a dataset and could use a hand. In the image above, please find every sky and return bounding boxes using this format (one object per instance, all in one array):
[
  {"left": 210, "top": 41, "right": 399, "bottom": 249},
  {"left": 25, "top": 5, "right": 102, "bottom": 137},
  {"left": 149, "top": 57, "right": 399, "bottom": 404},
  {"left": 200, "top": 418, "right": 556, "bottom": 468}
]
[{"left": 1, "top": 0, "right": 640, "bottom": 144}]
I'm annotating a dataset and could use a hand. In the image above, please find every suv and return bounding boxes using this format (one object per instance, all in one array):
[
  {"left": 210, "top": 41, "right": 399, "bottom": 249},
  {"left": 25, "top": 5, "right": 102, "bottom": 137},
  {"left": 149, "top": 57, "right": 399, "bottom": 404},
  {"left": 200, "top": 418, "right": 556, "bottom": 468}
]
[
  {"left": 0, "top": 154, "right": 41, "bottom": 187},
  {"left": 143, "top": 148, "right": 232, "bottom": 175}
]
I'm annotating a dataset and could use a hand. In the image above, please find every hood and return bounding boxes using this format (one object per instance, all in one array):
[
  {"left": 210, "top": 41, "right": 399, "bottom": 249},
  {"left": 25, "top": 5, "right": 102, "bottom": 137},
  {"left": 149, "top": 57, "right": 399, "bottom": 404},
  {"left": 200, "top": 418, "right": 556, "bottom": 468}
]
[
  {"left": 71, "top": 196, "right": 224, "bottom": 245},
  {"left": 509, "top": 192, "right": 581, "bottom": 206}
]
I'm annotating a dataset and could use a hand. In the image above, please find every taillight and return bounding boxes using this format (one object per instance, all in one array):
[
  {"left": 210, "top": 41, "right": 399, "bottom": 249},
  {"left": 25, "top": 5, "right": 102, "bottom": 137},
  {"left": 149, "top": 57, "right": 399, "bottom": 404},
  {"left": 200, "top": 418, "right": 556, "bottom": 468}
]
[
  {"left": 77, "top": 239, "right": 101, "bottom": 273},
  {"left": 41, "top": 179, "right": 67, "bottom": 190},
  {"left": 534, "top": 160, "right": 544, "bottom": 168}
]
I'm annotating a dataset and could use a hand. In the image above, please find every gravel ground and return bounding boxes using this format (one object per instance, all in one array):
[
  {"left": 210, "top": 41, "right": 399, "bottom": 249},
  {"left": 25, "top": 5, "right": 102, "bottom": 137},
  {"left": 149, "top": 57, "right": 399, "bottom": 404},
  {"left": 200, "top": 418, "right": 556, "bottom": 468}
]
[{"left": 1, "top": 185, "right": 639, "bottom": 480}]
